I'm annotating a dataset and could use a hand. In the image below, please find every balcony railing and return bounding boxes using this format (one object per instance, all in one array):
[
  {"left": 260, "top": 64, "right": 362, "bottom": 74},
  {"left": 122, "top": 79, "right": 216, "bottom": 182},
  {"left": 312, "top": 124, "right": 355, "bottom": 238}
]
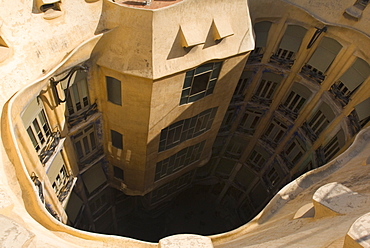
[
  {"left": 301, "top": 122, "right": 318, "bottom": 143},
  {"left": 329, "top": 84, "right": 350, "bottom": 107},
  {"left": 300, "top": 64, "right": 325, "bottom": 84},
  {"left": 251, "top": 95, "right": 273, "bottom": 106},
  {"left": 39, "top": 131, "right": 61, "bottom": 164},
  {"left": 278, "top": 104, "right": 299, "bottom": 120},
  {"left": 270, "top": 54, "right": 294, "bottom": 69},
  {"left": 68, "top": 102, "right": 98, "bottom": 127}
]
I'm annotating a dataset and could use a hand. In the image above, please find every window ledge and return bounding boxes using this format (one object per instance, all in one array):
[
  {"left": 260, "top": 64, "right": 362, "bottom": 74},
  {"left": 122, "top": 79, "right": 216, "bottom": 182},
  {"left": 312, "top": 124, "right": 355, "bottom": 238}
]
[
  {"left": 43, "top": 9, "right": 63, "bottom": 20},
  {"left": 344, "top": 6, "right": 363, "bottom": 20}
]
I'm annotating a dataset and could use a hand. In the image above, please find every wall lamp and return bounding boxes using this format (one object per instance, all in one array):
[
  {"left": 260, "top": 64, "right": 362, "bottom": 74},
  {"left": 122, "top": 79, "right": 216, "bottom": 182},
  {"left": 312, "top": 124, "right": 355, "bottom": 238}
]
[
  {"left": 307, "top": 26, "right": 327, "bottom": 49},
  {"left": 50, "top": 65, "right": 88, "bottom": 106}
]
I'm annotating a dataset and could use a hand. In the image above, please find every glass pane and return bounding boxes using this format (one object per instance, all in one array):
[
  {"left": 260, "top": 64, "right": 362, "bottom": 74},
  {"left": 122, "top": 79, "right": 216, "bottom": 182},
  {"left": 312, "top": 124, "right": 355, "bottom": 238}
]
[
  {"left": 183, "top": 76, "right": 193, "bottom": 88},
  {"left": 195, "top": 63, "right": 213, "bottom": 74},
  {"left": 39, "top": 111, "right": 50, "bottom": 137},
  {"left": 90, "top": 132, "right": 96, "bottom": 150},
  {"left": 27, "top": 127, "right": 39, "bottom": 151},
  {"left": 66, "top": 90, "right": 75, "bottom": 115},
  {"left": 83, "top": 137, "right": 90, "bottom": 155},
  {"left": 106, "top": 76, "right": 122, "bottom": 105},
  {"left": 190, "top": 72, "right": 211, "bottom": 95},
  {"left": 75, "top": 141, "right": 84, "bottom": 159}
]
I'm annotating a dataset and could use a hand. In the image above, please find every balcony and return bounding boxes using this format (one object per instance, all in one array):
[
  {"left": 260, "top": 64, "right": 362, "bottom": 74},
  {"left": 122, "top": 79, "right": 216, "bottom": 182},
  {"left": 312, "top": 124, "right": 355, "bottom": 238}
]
[{"left": 300, "top": 64, "right": 325, "bottom": 84}]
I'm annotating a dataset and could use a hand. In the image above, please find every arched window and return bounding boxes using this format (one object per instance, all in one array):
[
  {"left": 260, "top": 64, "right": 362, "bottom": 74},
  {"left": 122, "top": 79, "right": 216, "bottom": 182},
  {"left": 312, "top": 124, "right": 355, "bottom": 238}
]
[
  {"left": 248, "top": 21, "right": 272, "bottom": 63},
  {"left": 330, "top": 58, "right": 370, "bottom": 106},
  {"left": 271, "top": 25, "right": 307, "bottom": 68},
  {"left": 280, "top": 82, "right": 312, "bottom": 119},
  {"left": 304, "top": 102, "right": 336, "bottom": 141},
  {"left": 252, "top": 72, "right": 284, "bottom": 106},
  {"left": 348, "top": 97, "right": 370, "bottom": 134},
  {"left": 301, "top": 37, "right": 342, "bottom": 83}
]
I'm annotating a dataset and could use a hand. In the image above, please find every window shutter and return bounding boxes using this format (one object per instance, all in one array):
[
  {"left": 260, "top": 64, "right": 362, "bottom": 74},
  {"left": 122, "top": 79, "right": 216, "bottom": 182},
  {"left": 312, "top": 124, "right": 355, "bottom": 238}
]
[
  {"left": 254, "top": 22, "right": 272, "bottom": 48},
  {"left": 355, "top": 97, "right": 370, "bottom": 121},
  {"left": 307, "top": 37, "right": 342, "bottom": 73},
  {"left": 339, "top": 58, "right": 370, "bottom": 91},
  {"left": 279, "top": 25, "right": 307, "bottom": 52}
]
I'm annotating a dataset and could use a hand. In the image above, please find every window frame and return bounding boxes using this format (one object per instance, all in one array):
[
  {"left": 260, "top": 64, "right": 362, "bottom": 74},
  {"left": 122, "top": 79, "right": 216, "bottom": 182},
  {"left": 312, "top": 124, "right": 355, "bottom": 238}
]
[
  {"left": 73, "top": 124, "right": 98, "bottom": 162},
  {"left": 106, "top": 76, "right": 122, "bottom": 106},
  {"left": 111, "top": 129, "right": 123, "bottom": 149},
  {"left": 180, "top": 62, "right": 223, "bottom": 105}
]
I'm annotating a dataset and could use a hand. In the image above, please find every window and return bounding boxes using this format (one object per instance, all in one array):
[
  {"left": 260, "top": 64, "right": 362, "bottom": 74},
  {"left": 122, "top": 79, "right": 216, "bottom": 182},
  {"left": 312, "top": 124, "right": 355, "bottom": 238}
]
[
  {"left": 113, "top": 166, "right": 124, "bottom": 180},
  {"left": 65, "top": 70, "right": 90, "bottom": 116},
  {"left": 249, "top": 21, "right": 272, "bottom": 62},
  {"left": 22, "top": 98, "right": 52, "bottom": 154},
  {"left": 253, "top": 72, "right": 283, "bottom": 105},
  {"left": 35, "top": 0, "right": 62, "bottom": 19},
  {"left": 155, "top": 141, "right": 205, "bottom": 181},
  {"left": 323, "top": 130, "right": 345, "bottom": 162},
  {"left": 345, "top": 0, "right": 369, "bottom": 19},
  {"left": 47, "top": 152, "right": 69, "bottom": 199},
  {"left": 106, "top": 76, "right": 122, "bottom": 105},
  {"left": 353, "top": 97, "right": 370, "bottom": 128},
  {"left": 264, "top": 166, "right": 280, "bottom": 187},
  {"left": 232, "top": 71, "right": 253, "bottom": 101},
  {"left": 238, "top": 108, "right": 263, "bottom": 135},
  {"left": 180, "top": 62, "right": 222, "bottom": 104},
  {"left": 111, "top": 130, "right": 123, "bottom": 149},
  {"left": 219, "top": 106, "right": 237, "bottom": 132},
  {"left": 301, "top": 37, "right": 342, "bottom": 83},
  {"left": 73, "top": 124, "right": 98, "bottom": 162},
  {"left": 247, "top": 147, "right": 270, "bottom": 171},
  {"left": 151, "top": 171, "right": 194, "bottom": 204},
  {"left": 330, "top": 58, "right": 370, "bottom": 106},
  {"left": 225, "top": 137, "right": 247, "bottom": 159},
  {"left": 280, "top": 82, "right": 312, "bottom": 119},
  {"left": 262, "top": 118, "right": 288, "bottom": 148},
  {"left": 271, "top": 25, "right": 307, "bottom": 67},
  {"left": 307, "top": 102, "right": 335, "bottom": 139},
  {"left": 89, "top": 192, "right": 108, "bottom": 215},
  {"left": 283, "top": 137, "right": 306, "bottom": 169},
  {"left": 159, "top": 107, "right": 217, "bottom": 152}
]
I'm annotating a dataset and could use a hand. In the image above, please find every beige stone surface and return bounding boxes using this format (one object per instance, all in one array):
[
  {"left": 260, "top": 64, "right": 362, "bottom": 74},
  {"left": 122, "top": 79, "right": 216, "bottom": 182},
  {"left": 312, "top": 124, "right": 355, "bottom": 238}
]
[
  {"left": 0, "top": 0, "right": 370, "bottom": 247},
  {"left": 159, "top": 234, "right": 214, "bottom": 248}
]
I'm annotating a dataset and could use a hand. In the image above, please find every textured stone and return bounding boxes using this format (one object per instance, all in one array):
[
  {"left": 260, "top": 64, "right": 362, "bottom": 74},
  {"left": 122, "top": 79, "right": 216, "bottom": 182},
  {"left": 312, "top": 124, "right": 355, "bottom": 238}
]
[
  {"left": 159, "top": 234, "right": 213, "bottom": 248},
  {"left": 0, "top": 215, "right": 35, "bottom": 248},
  {"left": 313, "top": 182, "right": 367, "bottom": 218},
  {"left": 346, "top": 212, "right": 370, "bottom": 248}
]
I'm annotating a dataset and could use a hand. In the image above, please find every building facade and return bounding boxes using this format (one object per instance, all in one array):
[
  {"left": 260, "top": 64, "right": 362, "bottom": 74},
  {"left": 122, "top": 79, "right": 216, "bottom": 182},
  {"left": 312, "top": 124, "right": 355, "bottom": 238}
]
[{"left": 0, "top": 0, "right": 369, "bottom": 247}]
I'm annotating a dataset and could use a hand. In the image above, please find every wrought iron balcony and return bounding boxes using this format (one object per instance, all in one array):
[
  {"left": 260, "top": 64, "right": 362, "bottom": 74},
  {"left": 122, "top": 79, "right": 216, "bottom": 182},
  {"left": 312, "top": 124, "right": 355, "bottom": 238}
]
[
  {"left": 57, "top": 176, "right": 76, "bottom": 202},
  {"left": 278, "top": 104, "right": 299, "bottom": 120},
  {"left": 329, "top": 84, "right": 350, "bottom": 107},
  {"left": 260, "top": 135, "right": 278, "bottom": 149},
  {"left": 300, "top": 64, "right": 325, "bottom": 84},
  {"left": 68, "top": 102, "right": 98, "bottom": 127},
  {"left": 301, "top": 122, "right": 318, "bottom": 143},
  {"left": 39, "top": 131, "right": 61, "bottom": 164},
  {"left": 251, "top": 95, "right": 273, "bottom": 106},
  {"left": 270, "top": 54, "right": 294, "bottom": 69}
]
